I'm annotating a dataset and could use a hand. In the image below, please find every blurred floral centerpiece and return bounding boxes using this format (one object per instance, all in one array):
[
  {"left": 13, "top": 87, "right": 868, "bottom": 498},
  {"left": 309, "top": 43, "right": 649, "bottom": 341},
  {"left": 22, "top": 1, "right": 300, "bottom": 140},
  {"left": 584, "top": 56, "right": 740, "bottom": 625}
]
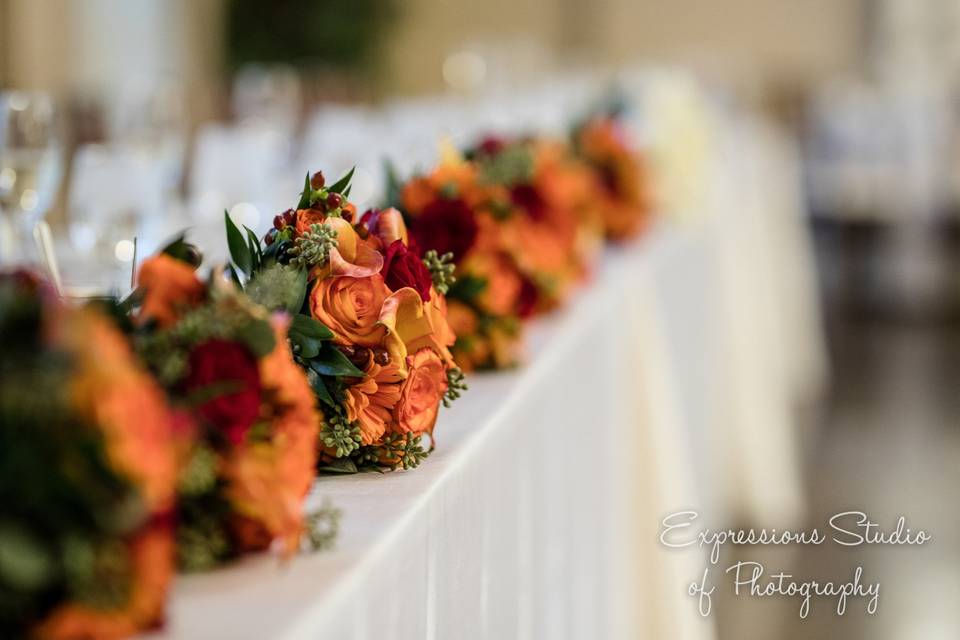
[
  {"left": 224, "top": 169, "right": 464, "bottom": 474},
  {"left": 130, "top": 242, "right": 336, "bottom": 571},
  {"left": 0, "top": 271, "right": 177, "bottom": 639},
  {"left": 572, "top": 114, "right": 651, "bottom": 241},
  {"left": 391, "top": 139, "right": 600, "bottom": 371}
]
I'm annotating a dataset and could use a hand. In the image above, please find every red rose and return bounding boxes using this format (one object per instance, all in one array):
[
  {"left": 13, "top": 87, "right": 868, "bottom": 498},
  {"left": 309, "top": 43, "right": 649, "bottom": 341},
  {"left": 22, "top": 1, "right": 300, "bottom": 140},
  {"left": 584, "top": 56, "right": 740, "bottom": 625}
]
[
  {"left": 517, "top": 276, "right": 539, "bottom": 319},
  {"left": 381, "top": 239, "right": 433, "bottom": 302},
  {"left": 182, "top": 339, "right": 262, "bottom": 446},
  {"left": 477, "top": 136, "right": 506, "bottom": 156},
  {"left": 510, "top": 183, "right": 547, "bottom": 221},
  {"left": 408, "top": 197, "right": 478, "bottom": 262}
]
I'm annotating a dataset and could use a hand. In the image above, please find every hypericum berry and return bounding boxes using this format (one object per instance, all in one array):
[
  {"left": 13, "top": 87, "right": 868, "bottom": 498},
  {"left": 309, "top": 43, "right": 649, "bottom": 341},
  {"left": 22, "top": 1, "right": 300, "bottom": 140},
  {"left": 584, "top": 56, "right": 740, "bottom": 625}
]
[
  {"left": 273, "top": 215, "right": 284, "bottom": 230},
  {"left": 265, "top": 231, "right": 275, "bottom": 246},
  {"left": 371, "top": 347, "right": 390, "bottom": 366},
  {"left": 326, "top": 193, "right": 342, "bottom": 209},
  {"left": 183, "top": 244, "right": 203, "bottom": 268},
  {"left": 283, "top": 209, "right": 296, "bottom": 225},
  {"left": 341, "top": 209, "right": 353, "bottom": 223},
  {"left": 311, "top": 171, "right": 325, "bottom": 189}
]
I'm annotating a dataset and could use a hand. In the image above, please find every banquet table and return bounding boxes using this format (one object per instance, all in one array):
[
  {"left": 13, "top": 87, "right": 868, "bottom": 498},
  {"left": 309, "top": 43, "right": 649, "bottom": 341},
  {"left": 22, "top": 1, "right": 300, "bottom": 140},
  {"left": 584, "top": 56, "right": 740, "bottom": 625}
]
[
  {"left": 147, "top": 179, "right": 820, "bottom": 640},
  {"left": 136, "top": 80, "right": 824, "bottom": 639}
]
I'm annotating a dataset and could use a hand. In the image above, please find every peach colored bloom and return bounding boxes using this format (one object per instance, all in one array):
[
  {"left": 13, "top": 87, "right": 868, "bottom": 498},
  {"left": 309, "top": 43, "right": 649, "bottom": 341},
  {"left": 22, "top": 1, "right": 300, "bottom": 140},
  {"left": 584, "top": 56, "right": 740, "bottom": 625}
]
[
  {"left": 310, "top": 274, "right": 390, "bottom": 347},
  {"left": 343, "top": 352, "right": 403, "bottom": 445},
  {"left": 379, "top": 287, "right": 456, "bottom": 377},
  {"left": 460, "top": 252, "right": 522, "bottom": 317},
  {"left": 294, "top": 207, "right": 325, "bottom": 236},
  {"left": 370, "top": 207, "right": 409, "bottom": 248},
  {"left": 136, "top": 254, "right": 205, "bottom": 328},
  {"left": 65, "top": 308, "right": 177, "bottom": 513},
  {"left": 393, "top": 348, "right": 448, "bottom": 436}
]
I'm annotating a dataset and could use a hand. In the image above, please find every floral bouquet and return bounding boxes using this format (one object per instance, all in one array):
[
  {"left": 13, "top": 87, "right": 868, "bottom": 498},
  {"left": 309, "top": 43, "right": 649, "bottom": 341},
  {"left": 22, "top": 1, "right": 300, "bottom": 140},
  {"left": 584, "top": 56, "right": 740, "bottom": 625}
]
[
  {"left": 572, "top": 115, "right": 651, "bottom": 241},
  {"left": 464, "top": 136, "right": 604, "bottom": 310},
  {"left": 222, "top": 169, "right": 464, "bottom": 474},
  {"left": 393, "top": 138, "right": 600, "bottom": 370},
  {"left": 130, "top": 242, "right": 336, "bottom": 571},
  {"left": 0, "top": 271, "right": 177, "bottom": 639}
]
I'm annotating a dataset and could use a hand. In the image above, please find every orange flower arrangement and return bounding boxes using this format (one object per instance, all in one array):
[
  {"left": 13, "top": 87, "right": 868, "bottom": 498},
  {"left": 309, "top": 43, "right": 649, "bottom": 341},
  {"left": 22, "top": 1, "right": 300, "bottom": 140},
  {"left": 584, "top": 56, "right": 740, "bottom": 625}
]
[
  {"left": 573, "top": 116, "right": 652, "bottom": 241},
  {"left": 0, "top": 270, "right": 177, "bottom": 639},
  {"left": 131, "top": 243, "right": 329, "bottom": 570},
  {"left": 393, "top": 137, "right": 601, "bottom": 370},
  {"left": 225, "top": 169, "right": 464, "bottom": 473}
]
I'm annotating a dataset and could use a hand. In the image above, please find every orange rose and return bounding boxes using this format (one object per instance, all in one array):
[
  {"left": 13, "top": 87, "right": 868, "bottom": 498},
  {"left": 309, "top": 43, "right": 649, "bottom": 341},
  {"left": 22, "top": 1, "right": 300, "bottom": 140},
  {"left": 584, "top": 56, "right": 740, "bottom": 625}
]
[
  {"left": 136, "top": 254, "right": 205, "bottom": 328},
  {"left": 343, "top": 352, "right": 403, "bottom": 445},
  {"left": 310, "top": 275, "right": 389, "bottom": 346},
  {"left": 294, "top": 207, "right": 325, "bottom": 236},
  {"left": 461, "top": 252, "right": 522, "bottom": 317},
  {"left": 393, "top": 348, "right": 448, "bottom": 436}
]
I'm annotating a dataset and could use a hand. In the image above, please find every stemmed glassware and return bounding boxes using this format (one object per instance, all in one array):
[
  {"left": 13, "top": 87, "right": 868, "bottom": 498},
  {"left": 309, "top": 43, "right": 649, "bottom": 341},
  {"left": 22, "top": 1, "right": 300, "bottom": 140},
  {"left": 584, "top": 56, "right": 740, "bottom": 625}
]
[{"left": 0, "top": 91, "right": 63, "bottom": 266}]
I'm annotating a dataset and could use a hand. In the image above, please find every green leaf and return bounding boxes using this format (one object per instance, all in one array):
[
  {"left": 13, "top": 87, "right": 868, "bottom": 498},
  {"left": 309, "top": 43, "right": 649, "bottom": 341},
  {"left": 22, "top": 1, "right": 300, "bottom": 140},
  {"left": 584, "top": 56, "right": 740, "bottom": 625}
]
[
  {"left": 0, "top": 523, "right": 52, "bottom": 591},
  {"left": 288, "top": 314, "right": 333, "bottom": 360},
  {"left": 327, "top": 167, "right": 355, "bottom": 195},
  {"left": 448, "top": 274, "right": 487, "bottom": 301},
  {"left": 310, "top": 343, "right": 364, "bottom": 377},
  {"left": 226, "top": 265, "right": 243, "bottom": 290},
  {"left": 318, "top": 458, "right": 358, "bottom": 474},
  {"left": 244, "top": 226, "right": 263, "bottom": 273},
  {"left": 297, "top": 172, "right": 312, "bottom": 209},
  {"left": 306, "top": 369, "right": 336, "bottom": 407},
  {"left": 237, "top": 318, "right": 276, "bottom": 358},
  {"left": 382, "top": 158, "right": 402, "bottom": 208},
  {"left": 225, "top": 210, "right": 252, "bottom": 276},
  {"left": 291, "top": 313, "right": 334, "bottom": 340}
]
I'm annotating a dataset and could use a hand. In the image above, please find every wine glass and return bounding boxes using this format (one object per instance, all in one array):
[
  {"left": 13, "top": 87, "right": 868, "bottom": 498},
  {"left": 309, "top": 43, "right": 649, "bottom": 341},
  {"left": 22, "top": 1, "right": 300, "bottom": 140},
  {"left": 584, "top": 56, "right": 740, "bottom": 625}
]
[{"left": 0, "top": 91, "right": 63, "bottom": 266}]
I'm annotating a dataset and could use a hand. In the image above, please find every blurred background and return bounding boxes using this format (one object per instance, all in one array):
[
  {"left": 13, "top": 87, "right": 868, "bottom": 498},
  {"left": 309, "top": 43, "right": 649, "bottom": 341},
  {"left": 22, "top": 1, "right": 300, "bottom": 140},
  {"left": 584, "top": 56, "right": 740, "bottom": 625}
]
[{"left": 2, "top": 1, "right": 959, "bottom": 638}]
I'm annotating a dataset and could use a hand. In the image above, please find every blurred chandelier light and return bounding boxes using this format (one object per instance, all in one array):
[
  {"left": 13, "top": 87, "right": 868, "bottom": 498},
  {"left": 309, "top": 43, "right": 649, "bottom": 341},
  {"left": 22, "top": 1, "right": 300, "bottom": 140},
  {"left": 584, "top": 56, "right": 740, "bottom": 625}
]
[
  {"left": 114, "top": 239, "right": 135, "bottom": 263},
  {"left": 442, "top": 50, "right": 487, "bottom": 93},
  {"left": 229, "top": 201, "right": 261, "bottom": 231}
]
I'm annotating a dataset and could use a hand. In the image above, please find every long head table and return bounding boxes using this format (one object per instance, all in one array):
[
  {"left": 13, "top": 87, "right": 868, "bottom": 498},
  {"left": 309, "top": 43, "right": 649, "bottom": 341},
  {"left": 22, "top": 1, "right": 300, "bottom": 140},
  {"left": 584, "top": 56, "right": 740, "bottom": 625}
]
[{"left": 145, "top": 117, "right": 822, "bottom": 640}]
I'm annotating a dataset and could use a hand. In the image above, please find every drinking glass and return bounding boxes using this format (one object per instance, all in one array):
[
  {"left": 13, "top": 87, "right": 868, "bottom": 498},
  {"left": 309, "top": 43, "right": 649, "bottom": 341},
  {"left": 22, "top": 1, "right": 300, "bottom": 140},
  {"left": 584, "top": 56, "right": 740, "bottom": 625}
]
[{"left": 0, "top": 91, "right": 63, "bottom": 265}]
